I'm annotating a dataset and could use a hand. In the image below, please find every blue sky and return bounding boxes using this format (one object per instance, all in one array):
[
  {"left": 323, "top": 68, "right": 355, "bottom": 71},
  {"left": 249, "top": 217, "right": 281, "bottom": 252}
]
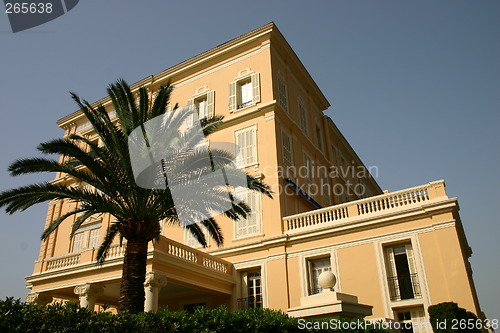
[{"left": 1, "top": 0, "right": 499, "bottom": 319}]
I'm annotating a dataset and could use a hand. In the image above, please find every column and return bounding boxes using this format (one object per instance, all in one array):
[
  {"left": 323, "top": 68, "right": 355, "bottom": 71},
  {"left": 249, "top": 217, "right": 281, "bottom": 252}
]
[
  {"left": 144, "top": 271, "right": 167, "bottom": 312},
  {"left": 74, "top": 283, "right": 103, "bottom": 310},
  {"left": 26, "top": 292, "right": 53, "bottom": 305}
]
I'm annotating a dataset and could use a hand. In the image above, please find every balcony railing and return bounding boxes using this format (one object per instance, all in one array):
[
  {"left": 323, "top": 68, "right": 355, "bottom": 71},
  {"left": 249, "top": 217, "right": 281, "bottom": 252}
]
[
  {"left": 284, "top": 181, "right": 446, "bottom": 232},
  {"left": 45, "top": 253, "right": 80, "bottom": 271},
  {"left": 387, "top": 273, "right": 422, "bottom": 301},
  {"left": 238, "top": 101, "right": 253, "bottom": 109},
  {"left": 38, "top": 236, "right": 232, "bottom": 276},
  {"left": 237, "top": 296, "right": 263, "bottom": 309}
]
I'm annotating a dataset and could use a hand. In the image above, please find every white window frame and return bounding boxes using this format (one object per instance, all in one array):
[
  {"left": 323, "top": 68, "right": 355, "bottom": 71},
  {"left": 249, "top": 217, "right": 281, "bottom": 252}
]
[
  {"left": 234, "top": 125, "right": 258, "bottom": 168},
  {"left": 233, "top": 189, "right": 262, "bottom": 240},
  {"left": 71, "top": 223, "right": 101, "bottom": 253},
  {"left": 396, "top": 307, "right": 426, "bottom": 333},
  {"left": 229, "top": 72, "right": 260, "bottom": 112},
  {"left": 384, "top": 242, "right": 421, "bottom": 302},
  {"left": 307, "top": 256, "right": 332, "bottom": 295},
  {"left": 187, "top": 90, "right": 215, "bottom": 128},
  {"left": 239, "top": 268, "right": 264, "bottom": 309}
]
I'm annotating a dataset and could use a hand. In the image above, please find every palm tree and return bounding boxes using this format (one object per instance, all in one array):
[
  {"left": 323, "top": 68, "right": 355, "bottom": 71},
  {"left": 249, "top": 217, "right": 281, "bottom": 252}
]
[{"left": 0, "top": 79, "right": 272, "bottom": 313}]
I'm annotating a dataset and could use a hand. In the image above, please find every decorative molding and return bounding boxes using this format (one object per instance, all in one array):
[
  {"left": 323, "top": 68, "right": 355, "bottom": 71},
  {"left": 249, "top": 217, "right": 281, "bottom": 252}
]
[
  {"left": 74, "top": 283, "right": 103, "bottom": 297},
  {"left": 144, "top": 271, "right": 167, "bottom": 290},
  {"left": 26, "top": 292, "right": 53, "bottom": 305}
]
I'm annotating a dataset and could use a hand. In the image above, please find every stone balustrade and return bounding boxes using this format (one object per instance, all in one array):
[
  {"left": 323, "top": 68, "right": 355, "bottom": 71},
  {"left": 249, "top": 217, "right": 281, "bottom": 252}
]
[
  {"left": 45, "top": 253, "right": 81, "bottom": 271},
  {"left": 284, "top": 180, "right": 447, "bottom": 232},
  {"left": 39, "top": 236, "right": 231, "bottom": 276}
]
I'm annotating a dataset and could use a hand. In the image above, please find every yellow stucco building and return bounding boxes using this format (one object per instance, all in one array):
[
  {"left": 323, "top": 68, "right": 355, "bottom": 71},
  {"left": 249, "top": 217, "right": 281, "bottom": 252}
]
[{"left": 25, "top": 23, "right": 483, "bottom": 331}]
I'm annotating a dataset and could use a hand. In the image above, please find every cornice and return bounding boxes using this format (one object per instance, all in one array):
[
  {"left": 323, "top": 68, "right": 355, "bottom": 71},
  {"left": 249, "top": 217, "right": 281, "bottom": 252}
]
[{"left": 56, "top": 22, "right": 276, "bottom": 128}]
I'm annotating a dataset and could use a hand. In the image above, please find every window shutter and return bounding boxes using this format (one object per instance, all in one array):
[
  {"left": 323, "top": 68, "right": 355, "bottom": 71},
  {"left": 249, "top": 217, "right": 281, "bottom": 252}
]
[
  {"left": 236, "top": 131, "right": 244, "bottom": 162},
  {"left": 298, "top": 100, "right": 308, "bottom": 135},
  {"left": 248, "top": 127, "right": 257, "bottom": 165},
  {"left": 282, "top": 131, "right": 292, "bottom": 167},
  {"left": 206, "top": 91, "right": 215, "bottom": 119},
  {"left": 406, "top": 244, "right": 417, "bottom": 275},
  {"left": 247, "top": 192, "right": 256, "bottom": 232},
  {"left": 235, "top": 126, "right": 257, "bottom": 167},
  {"left": 72, "top": 233, "right": 84, "bottom": 253},
  {"left": 229, "top": 82, "right": 237, "bottom": 112},
  {"left": 386, "top": 247, "right": 397, "bottom": 278},
  {"left": 251, "top": 73, "right": 260, "bottom": 104},
  {"left": 89, "top": 229, "right": 100, "bottom": 248},
  {"left": 186, "top": 99, "right": 195, "bottom": 127}
]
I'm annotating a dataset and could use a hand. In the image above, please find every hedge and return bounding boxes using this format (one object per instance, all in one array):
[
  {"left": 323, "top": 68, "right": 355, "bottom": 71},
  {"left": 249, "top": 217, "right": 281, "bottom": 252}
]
[
  {"left": 428, "top": 302, "right": 481, "bottom": 333},
  {"left": 0, "top": 298, "right": 389, "bottom": 333}
]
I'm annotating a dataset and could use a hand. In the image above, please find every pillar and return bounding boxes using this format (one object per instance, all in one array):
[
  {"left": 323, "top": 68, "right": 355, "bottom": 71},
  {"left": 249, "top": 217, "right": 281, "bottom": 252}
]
[
  {"left": 144, "top": 271, "right": 167, "bottom": 312},
  {"left": 74, "top": 283, "right": 103, "bottom": 310},
  {"left": 26, "top": 292, "right": 53, "bottom": 305}
]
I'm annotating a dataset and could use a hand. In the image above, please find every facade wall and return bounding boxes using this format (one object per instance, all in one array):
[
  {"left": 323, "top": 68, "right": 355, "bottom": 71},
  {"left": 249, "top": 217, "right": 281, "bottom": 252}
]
[{"left": 26, "top": 23, "right": 483, "bottom": 327}]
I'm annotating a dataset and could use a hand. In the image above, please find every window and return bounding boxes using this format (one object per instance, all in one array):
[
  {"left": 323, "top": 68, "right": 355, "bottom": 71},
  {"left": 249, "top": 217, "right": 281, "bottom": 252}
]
[
  {"left": 88, "top": 228, "right": 100, "bottom": 248},
  {"left": 187, "top": 90, "right": 215, "bottom": 126},
  {"left": 238, "top": 270, "right": 263, "bottom": 309},
  {"left": 385, "top": 243, "right": 421, "bottom": 301},
  {"left": 298, "top": 99, "right": 308, "bottom": 135},
  {"left": 71, "top": 224, "right": 101, "bottom": 253},
  {"left": 320, "top": 169, "right": 330, "bottom": 205},
  {"left": 234, "top": 125, "right": 258, "bottom": 167},
  {"left": 239, "top": 80, "right": 252, "bottom": 108},
  {"left": 316, "top": 125, "right": 323, "bottom": 151},
  {"left": 308, "top": 257, "right": 332, "bottom": 295},
  {"left": 398, "top": 311, "right": 414, "bottom": 333},
  {"left": 303, "top": 153, "right": 313, "bottom": 185},
  {"left": 234, "top": 190, "right": 261, "bottom": 239},
  {"left": 184, "top": 227, "right": 209, "bottom": 249},
  {"left": 72, "top": 232, "right": 84, "bottom": 253},
  {"left": 396, "top": 308, "right": 426, "bottom": 333},
  {"left": 331, "top": 145, "right": 339, "bottom": 167},
  {"left": 277, "top": 72, "right": 288, "bottom": 112},
  {"left": 229, "top": 72, "right": 260, "bottom": 112},
  {"left": 281, "top": 130, "right": 292, "bottom": 168}
]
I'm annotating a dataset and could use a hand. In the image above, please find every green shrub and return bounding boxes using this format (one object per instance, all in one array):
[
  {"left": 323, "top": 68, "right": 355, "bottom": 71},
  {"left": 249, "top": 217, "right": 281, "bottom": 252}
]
[
  {"left": 0, "top": 297, "right": 389, "bottom": 333},
  {"left": 428, "top": 302, "right": 480, "bottom": 333}
]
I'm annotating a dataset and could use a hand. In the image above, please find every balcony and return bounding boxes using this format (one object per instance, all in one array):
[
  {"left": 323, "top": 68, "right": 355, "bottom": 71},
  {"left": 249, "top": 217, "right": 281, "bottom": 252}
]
[
  {"left": 283, "top": 180, "right": 448, "bottom": 233},
  {"left": 387, "top": 273, "right": 422, "bottom": 301},
  {"left": 35, "top": 236, "right": 232, "bottom": 276}
]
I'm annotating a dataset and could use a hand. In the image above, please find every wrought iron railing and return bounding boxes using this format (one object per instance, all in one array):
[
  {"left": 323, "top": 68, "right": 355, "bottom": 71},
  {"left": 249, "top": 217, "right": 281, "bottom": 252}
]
[
  {"left": 387, "top": 273, "right": 421, "bottom": 301},
  {"left": 237, "top": 296, "right": 262, "bottom": 310},
  {"left": 238, "top": 101, "right": 253, "bottom": 109}
]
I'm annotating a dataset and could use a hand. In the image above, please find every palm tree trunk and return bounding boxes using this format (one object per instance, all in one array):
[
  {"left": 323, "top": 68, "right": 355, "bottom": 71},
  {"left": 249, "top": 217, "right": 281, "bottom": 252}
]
[{"left": 119, "top": 237, "right": 148, "bottom": 313}]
